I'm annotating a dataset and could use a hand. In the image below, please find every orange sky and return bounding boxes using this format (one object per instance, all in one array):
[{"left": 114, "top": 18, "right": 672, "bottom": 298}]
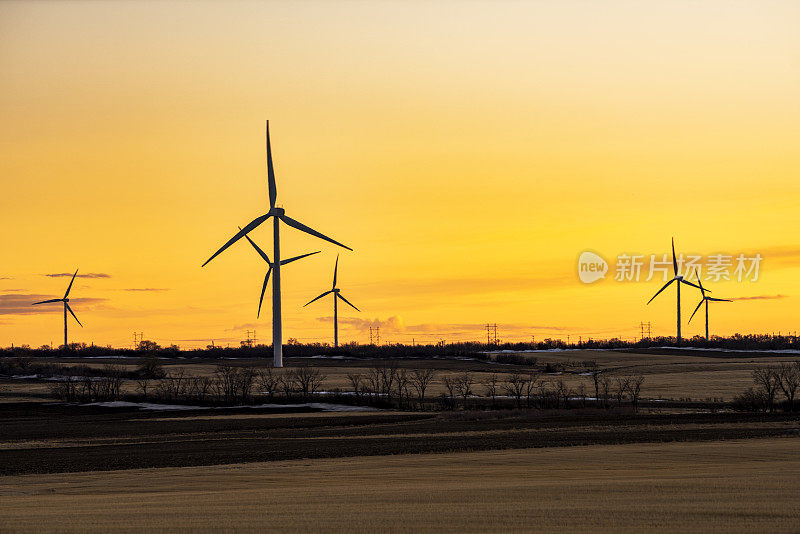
[{"left": 1, "top": 1, "right": 799, "bottom": 348}]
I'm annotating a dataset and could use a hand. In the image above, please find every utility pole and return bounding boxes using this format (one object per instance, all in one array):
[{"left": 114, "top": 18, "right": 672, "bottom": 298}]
[{"left": 132, "top": 332, "right": 143, "bottom": 349}]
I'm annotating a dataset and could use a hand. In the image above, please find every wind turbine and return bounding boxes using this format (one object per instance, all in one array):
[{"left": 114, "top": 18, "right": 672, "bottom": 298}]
[
  {"left": 688, "top": 271, "right": 731, "bottom": 340},
  {"left": 31, "top": 269, "right": 82, "bottom": 349},
  {"left": 646, "top": 238, "right": 704, "bottom": 344},
  {"left": 303, "top": 255, "right": 360, "bottom": 348},
  {"left": 240, "top": 228, "right": 320, "bottom": 318},
  {"left": 202, "top": 121, "right": 352, "bottom": 367}
]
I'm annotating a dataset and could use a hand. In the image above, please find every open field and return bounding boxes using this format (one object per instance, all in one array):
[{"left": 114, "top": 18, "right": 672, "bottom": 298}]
[
  {"left": 1, "top": 402, "right": 798, "bottom": 475},
  {"left": 3, "top": 348, "right": 799, "bottom": 403},
  {"left": 2, "top": 438, "right": 799, "bottom": 532}
]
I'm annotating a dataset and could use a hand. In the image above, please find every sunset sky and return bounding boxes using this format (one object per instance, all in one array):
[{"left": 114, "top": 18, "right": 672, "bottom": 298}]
[{"left": 1, "top": 1, "right": 799, "bottom": 348}]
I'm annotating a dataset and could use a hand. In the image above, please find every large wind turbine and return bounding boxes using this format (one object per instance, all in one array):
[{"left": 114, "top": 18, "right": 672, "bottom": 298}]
[
  {"left": 31, "top": 269, "right": 82, "bottom": 349},
  {"left": 240, "top": 229, "right": 320, "bottom": 318},
  {"left": 688, "top": 271, "right": 731, "bottom": 340},
  {"left": 303, "top": 255, "right": 360, "bottom": 348},
  {"left": 202, "top": 121, "right": 352, "bottom": 367},
  {"left": 646, "top": 238, "right": 704, "bottom": 343}
]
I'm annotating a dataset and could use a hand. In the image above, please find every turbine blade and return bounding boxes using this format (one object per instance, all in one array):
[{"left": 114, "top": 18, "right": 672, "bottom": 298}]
[
  {"left": 647, "top": 279, "right": 675, "bottom": 305},
  {"left": 336, "top": 292, "right": 360, "bottom": 312},
  {"left": 696, "top": 271, "right": 706, "bottom": 294},
  {"left": 65, "top": 303, "right": 82, "bottom": 327},
  {"left": 707, "top": 297, "right": 732, "bottom": 302},
  {"left": 32, "top": 298, "right": 63, "bottom": 305},
  {"left": 680, "top": 279, "right": 705, "bottom": 291},
  {"left": 279, "top": 215, "right": 353, "bottom": 251},
  {"left": 266, "top": 120, "right": 277, "bottom": 209},
  {"left": 671, "top": 238, "right": 678, "bottom": 276},
  {"left": 202, "top": 214, "right": 270, "bottom": 267},
  {"left": 64, "top": 269, "right": 78, "bottom": 299},
  {"left": 240, "top": 226, "right": 271, "bottom": 265},
  {"left": 304, "top": 290, "right": 333, "bottom": 307},
  {"left": 333, "top": 254, "right": 339, "bottom": 289},
  {"left": 280, "top": 251, "right": 320, "bottom": 266},
  {"left": 258, "top": 266, "right": 272, "bottom": 318},
  {"left": 688, "top": 299, "right": 704, "bottom": 323}
]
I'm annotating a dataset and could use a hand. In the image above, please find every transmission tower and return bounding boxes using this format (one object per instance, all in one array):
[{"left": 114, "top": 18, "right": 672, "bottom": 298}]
[
  {"left": 245, "top": 329, "right": 257, "bottom": 348},
  {"left": 485, "top": 323, "right": 498, "bottom": 345},
  {"left": 369, "top": 326, "right": 381, "bottom": 346},
  {"left": 132, "top": 331, "right": 143, "bottom": 349},
  {"left": 639, "top": 321, "right": 652, "bottom": 340}
]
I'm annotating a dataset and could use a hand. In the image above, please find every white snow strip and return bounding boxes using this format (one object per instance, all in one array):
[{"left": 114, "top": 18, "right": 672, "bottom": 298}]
[{"left": 84, "top": 401, "right": 378, "bottom": 412}]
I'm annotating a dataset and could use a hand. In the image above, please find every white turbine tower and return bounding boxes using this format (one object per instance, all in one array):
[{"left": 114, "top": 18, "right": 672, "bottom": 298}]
[
  {"left": 646, "top": 238, "right": 704, "bottom": 344},
  {"left": 202, "top": 121, "right": 352, "bottom": 367},
  {"left": 304, "top": 255, "right": 360, "bottom": 348},
  {"left": 32, "top": 269, "right": 82, "bottom": 349},
  {"left": 688, "top": 271, "right": 731, "bottom": 340},
  {"left": 240, "top": 229, "right": 319, "bottom": 318}
]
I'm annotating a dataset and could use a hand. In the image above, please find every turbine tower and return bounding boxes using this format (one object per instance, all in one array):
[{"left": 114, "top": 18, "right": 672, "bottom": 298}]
[
  {"left": 240, "top": 229, "right": 320, "bottom": 318},
  {"left": 646, "top": 238, "right": 703, "bottom": 344},
  {"left": 688, "top": 271, "right": 731, "bottom": 340},
  {"left": 304, "top": 255, "right": 360, "bottom": 348},
  {"left": 202, "top": 121, "right": 352, "bottom": 367},
  {"left": 32, "top": 269, "right": 82, "bottom": 349}
]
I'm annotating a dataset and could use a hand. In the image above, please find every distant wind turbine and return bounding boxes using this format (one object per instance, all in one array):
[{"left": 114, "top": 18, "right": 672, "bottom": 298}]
[
  {"left": 202, "top": 121, "right": 352, "bottom": 367},
  {"left": 646, "top": 238, "right": 704, "bottom": 344},
  {"left": 240, "top": 228, "right": 320, "bottom": 318},
  {"left": 688, "top": 271, "right": 731, "bottom": 340},
  {"left": 304, "top": 255, "right": 360, "bottom": 348},
  {"left": 32, "top": 269, "right": 82, "bottom": 349}
]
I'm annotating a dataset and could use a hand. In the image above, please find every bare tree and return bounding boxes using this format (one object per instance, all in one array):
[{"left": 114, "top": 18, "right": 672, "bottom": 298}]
[
  {"left": 752, "top": 367, "right": 780, "bottom": 412},
  {"left": 599, "top": 375, "right": 612, "bottom": 409},
  {"left": 555, "top": 378, "right": 571, "bottom": 409},
  {"left": 456, "top": 372, "right": 474, "bottom": 407},
  {"left": 378, "top": 363, "right": 398, "bottom": 401},
  {"left": 613, "top": 375, "right": 630, "bottom": 407},
  {"left": 503, "top": 373, "right": 527, "bottom": 408},
  {"left": 346, "top": 372, "right": 364, "bottom": 400},
  {"left": 524, "top": 372, "right": 539, "bottom": 408},
  {"left": 482, "top": 373, "right": 500, "bottom": 407},
  {"left": 279, "top": 370, "right": 295, "bottom": 398},
  {"left": 441, "top": 375, "right": 458, "bottom": 407},
  {"left": 366, "top": 367, "right": 382, "bottom": 401},
  {"left": 410, "top": 368, "right": 436, "bottom": 408},
  {"left": 136, "top": 377, "right": 151, "bottom": 400},
  {"left": 395, "top": 368, "right": 410, "bottom": 408},
  {"left": 776, "top": 362, "right": 799, "bottom": 412},
  {"left": 294, "top": 367, "right": 326, "bottom": 398},
  {"left": 626, "top": 374, "right": 645, "bottom": 412},
  {"left": 257, "top": 368, "right": 280, "bottom": 401},
  {"left": 576, "top": 382, "right": 588, "bottom": 408}
]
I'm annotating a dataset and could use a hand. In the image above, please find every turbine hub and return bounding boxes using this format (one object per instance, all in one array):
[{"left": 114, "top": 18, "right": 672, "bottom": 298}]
[
  {"left": 333, "top": 288, "right": 340, "bottom": 293},
  {"left": 271, "top": 207, "right": 285, "bottom": 216},
  {"left": 676, "top": 275, "right": 683, "bottom": 281},
  {"left": 64, "top": 298, "right": 69, "bottom": 303}
]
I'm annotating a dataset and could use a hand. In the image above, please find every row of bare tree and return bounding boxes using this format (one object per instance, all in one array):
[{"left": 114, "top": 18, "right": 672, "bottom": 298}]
[{"left": 740, "top": 362, "right": 800, "bottom": 412}]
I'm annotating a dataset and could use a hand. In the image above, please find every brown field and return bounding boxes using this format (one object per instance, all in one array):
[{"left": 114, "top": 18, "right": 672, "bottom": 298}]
[
  {"left": 1, "top": 438, "right": 798, "bottom": 533},
  {"left": 4, "top": 348, "right": 799, "bottom": 402}
]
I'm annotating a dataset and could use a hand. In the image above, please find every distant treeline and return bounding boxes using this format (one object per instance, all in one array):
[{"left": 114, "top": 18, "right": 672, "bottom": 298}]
[{"left": 2, "top": 333, "right": 800, "bottom": 359}]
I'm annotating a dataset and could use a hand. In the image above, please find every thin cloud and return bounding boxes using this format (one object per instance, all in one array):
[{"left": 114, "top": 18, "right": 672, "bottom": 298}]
[
  {"left": 316, "top": 316, "right": 571, "bottom": 338},
  {"left": 44, "top": 273, "right": 111, "bottom": 279},
  {"left": 0, "top": 294, "right": 107, "bottom": 315},
  {"left": 0, "top": 277, "right": 13, "bottom": 280},
  {"left": 731, "top": 294, "right": 787, "bottom": 301},
  {"left": 227, "top": 323, "right": 260, "bottom": 331},
  {"left": 123, "top": 288, "right": 171, "bottom": 292}
]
